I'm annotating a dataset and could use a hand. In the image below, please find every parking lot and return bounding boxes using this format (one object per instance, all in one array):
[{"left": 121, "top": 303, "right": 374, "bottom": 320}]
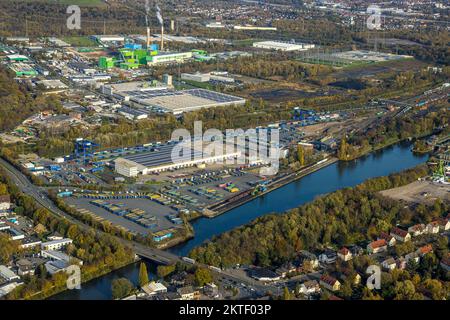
[
  {"left": 65, "top": 197, "right": 179, "bottom": 235},
  {"left": 162, "top": 168, "right": 264, "bottom": 208}
]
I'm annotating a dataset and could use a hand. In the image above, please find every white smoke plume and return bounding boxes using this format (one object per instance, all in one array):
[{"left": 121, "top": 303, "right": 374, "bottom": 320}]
[{"left": 156, "top": 4, "right": 163, "bottom": 25}]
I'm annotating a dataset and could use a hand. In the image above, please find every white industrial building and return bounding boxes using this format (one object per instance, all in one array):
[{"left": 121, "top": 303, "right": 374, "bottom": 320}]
[
  {"left": 115, "top": 158, "right": 148, "bottom": 177},
  {"left": 115, "top": 142, "right": 241, "bottom": 177},
  {"left": 41, "top": 238, "right": 73, "bottom": 251},
  {"left": 181, "top": 72, "right": 211, "bottom": 83},
  {"left": 253, "top": 41, "right": 315, "bottom": 51},
  {"left": 0, "top": 265, "right": 20, "bottom": 282}
]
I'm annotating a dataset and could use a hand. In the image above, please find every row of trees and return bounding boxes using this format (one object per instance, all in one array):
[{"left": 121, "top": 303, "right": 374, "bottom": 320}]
[
  {"left": 338, "top": 107, "right": 449, "bottom": 161},
  {"left": 0, "top": 169, "right": 135, "bottom": 300},
  {"left": 189, "top": 164, "right": 441, "bottom": 268}
]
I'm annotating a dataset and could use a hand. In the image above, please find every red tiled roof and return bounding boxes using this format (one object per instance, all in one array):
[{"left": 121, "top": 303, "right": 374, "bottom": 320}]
[
  {"left": 390, "top": 227, "right": 409, "bottom": 238},
  {"left": 369, "top": 239, "right": 387, "bottom": 249},
  {"left": 339, "top": 247, "right": 350, "bottom": 255},
  {"left": 419, "top": 244, "right": 433, "bottom": 255},
  {"left": 409, "top": 224, "right": 425, "bottom": 232},
  {"left": 379, "top": 231, "right": 394, "bottom": 241},
  {"left": 320, "top": 275, "right": 338, "bottom": 286}
]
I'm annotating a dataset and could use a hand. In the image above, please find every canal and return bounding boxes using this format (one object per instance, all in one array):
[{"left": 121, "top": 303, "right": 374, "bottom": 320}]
[{"left": 52, "top": 141, "right": 428, "bottom": 299}]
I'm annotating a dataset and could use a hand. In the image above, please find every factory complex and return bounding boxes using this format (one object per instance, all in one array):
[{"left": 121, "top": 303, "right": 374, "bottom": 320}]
[{"left": 102, "top": 81, "right": 246, "bottom": 115}]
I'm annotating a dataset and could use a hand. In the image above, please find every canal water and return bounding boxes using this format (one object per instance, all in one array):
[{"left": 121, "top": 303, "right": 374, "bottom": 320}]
[{"left": 52, "top": 141, "right": 428, "bottom": 300}]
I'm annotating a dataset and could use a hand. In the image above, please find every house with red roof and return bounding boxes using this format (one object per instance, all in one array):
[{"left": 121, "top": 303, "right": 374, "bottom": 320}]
[
  {"left": 367, "top": 239, "right": 387, "bottom": 254},
  {"left": 337, "top": 247, "right": 352, "bottom": 262},
  {"left": 320, "top": 275, "right": 341, "bottom": 292},
  {"left": 378, "top": 232, "right": 396, "bottom": 247},
  {"left": 426, "top": 221, "right": 440, "bottom": 234},
  {"left": 390, "top": 227, "right": 411, "bottom": 242},
  {"left": 416, "top": 244, "right": 433, "bottom": 257},
  {"left": 408, "top": 224, "right": 426, "bottom": 237}
]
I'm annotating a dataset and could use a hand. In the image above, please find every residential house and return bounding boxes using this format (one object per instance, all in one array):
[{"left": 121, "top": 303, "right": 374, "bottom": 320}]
[
  {"left": 382, "top": 257, "right": 397, "bottom": 271},
  {"left": 348, "top": 245, "right": 364, "bottom": 257},
  {"left": 340, "top": 269, "right": 361, "bottom": 285},
  {"left": 405, "top": 252, "right": 420, "bottom": 264},
  {"left": 170, "top": 271, "right": 187, "bottom": 286},
  {"left": 437, "top": 218, "right": 450, "bottom": 232},
  {"left": 408, "top": 224, "right": 426, "bottom": 237},
  {"left": 320, "top": 275, "right": 341, "bottom": 292},
  {"left": 0, "top": 195, "right": 11, "bottom": 212},
  {"left": 204, "top": 283, "right": 219, "bottom": 298},
  {"left": 319, "top": 249, "right": 337, "bottom": 264},
  {"left": 298, "top": 280, "right": 321, "bottom": 296},
  {"left": 416, "top": 244, "right": 433, "bottom": 257},
  {"left": 367, "top": 239, "right": 388, "bottom": 254},
  {"left": 390, "top": 227, "right": 411, "bottom": 242},
  {"left": 426, "top": 221, "right": 440, "bottom": 234},
  {"left": 378, "top": 232, "right": 396, "bottom": 247},
  {"left": 15, "top": 259, "right": 35, "bottom": 276},
  {"left": 142, "top": 282, "right": 167, "bottom": 296},
  {"left": 177, "top": 286, "right": 200, "bottom": 300},
  {"left": 337, "top": 247, "right": 352, "bottom": 262},
  {"left": 275, "top": 263, "right": 297, "bottom": 278},
  {"left": 297, "top": 250, "right": 319, "bottom": 270},
  {"left": 396, "top": 257, "right": 407, "bottom": 270}
]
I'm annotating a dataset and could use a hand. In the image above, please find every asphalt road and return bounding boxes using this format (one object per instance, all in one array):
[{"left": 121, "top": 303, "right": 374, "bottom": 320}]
[{"left": 0, "top": 157, "right": 273, "bottom": 294}]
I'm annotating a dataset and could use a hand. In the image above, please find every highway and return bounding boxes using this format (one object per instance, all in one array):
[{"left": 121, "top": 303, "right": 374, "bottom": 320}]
[{"left": 0, "top": 157, "right": 276, "bottom": 296}]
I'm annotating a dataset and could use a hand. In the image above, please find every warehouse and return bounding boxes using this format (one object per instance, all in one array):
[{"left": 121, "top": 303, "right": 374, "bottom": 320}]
[
  {"left": 103, "top": 82, "right": 246, "bottom": 115},
  {"left": 130, "top": 88, "right": 245, "bottom": 114},
  {"left": 115, "top": 142, "right": 240, "bottom": 177},
  {"left": 118, "top": 106, "right": 149, "bottom": 120},
  {"left": 253, "top": 41, "right": 315, "bottom": 51}
]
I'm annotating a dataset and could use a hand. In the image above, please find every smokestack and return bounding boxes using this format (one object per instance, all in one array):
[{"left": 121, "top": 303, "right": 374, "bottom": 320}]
[
  {"left": 161, "top": 25, "right": 164, "bottom": 51},
  {"left": 147, "top": 27, "right": 150, "bottom": 49},
  {"left": 170, "top": 20, "right": 175, "bottom": 31}
]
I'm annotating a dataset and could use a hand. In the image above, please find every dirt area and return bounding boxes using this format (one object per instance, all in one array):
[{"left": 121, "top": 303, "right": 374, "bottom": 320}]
[{"left": 380, "top": 180, "right": 450, "bottom": 205}]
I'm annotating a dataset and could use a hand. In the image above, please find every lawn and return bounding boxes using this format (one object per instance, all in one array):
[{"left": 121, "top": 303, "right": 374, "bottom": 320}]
[{"left": 62, "top": 36, "right": 98, "bottom": 47}]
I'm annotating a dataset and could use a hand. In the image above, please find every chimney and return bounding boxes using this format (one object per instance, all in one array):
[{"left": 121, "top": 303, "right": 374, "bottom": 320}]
[{"left": 161, "top": 24, "right": 164, "bottom": 51}]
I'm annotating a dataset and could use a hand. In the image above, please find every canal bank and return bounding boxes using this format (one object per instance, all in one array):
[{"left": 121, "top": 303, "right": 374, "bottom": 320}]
[{"left": 51, "top": 141, "right": 428, "bottom": 300}]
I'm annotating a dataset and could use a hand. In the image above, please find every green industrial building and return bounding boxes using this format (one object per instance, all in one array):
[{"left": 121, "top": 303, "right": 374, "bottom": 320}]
[{"left": 9, "top": 63, "right": 38, "bottom": 77}]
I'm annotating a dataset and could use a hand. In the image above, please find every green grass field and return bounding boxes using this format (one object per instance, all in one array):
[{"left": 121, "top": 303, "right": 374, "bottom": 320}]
[{"left": 62, "top": 36, "right": 98, "bottom": 47}]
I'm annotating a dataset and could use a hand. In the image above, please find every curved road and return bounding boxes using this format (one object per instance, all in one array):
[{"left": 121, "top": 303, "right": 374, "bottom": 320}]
[{"left": 0, "top": 157, "right": 273, "bottom": 295}]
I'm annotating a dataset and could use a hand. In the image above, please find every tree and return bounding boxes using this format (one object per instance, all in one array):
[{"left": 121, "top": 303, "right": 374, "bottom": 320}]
[
  {"left": 338, "top": 137, "right": 348, "bottom": 160},
  {"left": 194, "top": 268, "right": 213, "bottom": 287},
  {"left": 157, "top": 264, "right": 176, "bottom": 278},
  {"left": 282, "top": 286, "right": 291, "bottom": 300},
  {"left": 111, "top": 278, "right": 135, "bottom": 300},
  {"left": 138, "top": 262, "right": 149, "bottom": 288},
  {"left": 297, "top": 145, "right": 305, "bottom": 166}
]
